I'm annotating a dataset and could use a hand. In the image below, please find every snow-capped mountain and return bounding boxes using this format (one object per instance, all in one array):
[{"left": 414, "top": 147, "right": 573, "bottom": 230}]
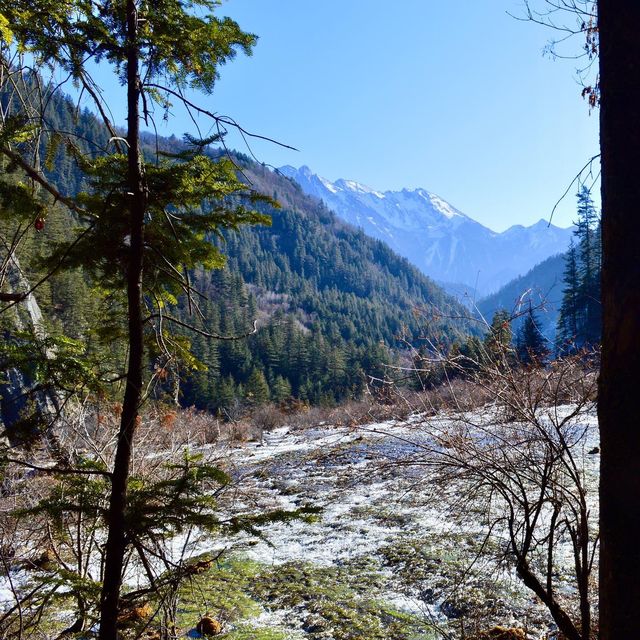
[{"left": 279, "top": 165, "right": 573, "bottom": 295}]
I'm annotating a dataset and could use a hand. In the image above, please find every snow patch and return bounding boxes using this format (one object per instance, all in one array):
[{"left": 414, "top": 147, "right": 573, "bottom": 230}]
[
  {"left": 319, "top": 176, "right": 338, "bottom": 194},
  {"left": 427, "top": 193, "right": 463, "bottom": 219},
  {"left": 338, "top": 179, "right": 385, "bottom": 198}
]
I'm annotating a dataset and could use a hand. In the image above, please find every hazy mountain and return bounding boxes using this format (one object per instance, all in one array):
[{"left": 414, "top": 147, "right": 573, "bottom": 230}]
[{"left": 279, "top": 165, "right": 573, "bottom": 295}]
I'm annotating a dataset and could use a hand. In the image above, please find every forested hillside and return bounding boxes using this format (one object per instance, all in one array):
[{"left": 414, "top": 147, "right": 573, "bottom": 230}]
[
  {"left": 178, "top": 157, "right": 475, "bottom": 409},
  {"left": 478, "top": 187, "right": 601, "bottom": 350},
  {"left": 4, "top": 82, "right": 475, "bottom": 410},
  {"left": 477, "top": 253, "right": 566, "bottom": 339}
]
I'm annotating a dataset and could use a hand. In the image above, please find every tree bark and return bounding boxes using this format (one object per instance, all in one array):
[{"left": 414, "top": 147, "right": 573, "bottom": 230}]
[
  {"left": 597, "top": 2, "right": 640, "bottom": 638},
  {"left": 98, "top": 0, "right": 146, "bottom": 636}
]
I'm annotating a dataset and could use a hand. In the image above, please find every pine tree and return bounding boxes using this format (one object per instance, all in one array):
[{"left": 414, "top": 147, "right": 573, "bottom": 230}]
[
  {"left": 517, "top": 306, "right": 549, "bottom": 365},
  {"left": 1, "top": 2, "right": 268, "bottom": 635},
  {"left": 575, "top": 186, "right": 601, "bottom": 347},
  {"left": 556, "top": 187, "right": 601, "bottom": 352},
  {"left": 245, "top": 368, "right": 270, "bottom": 405},
  {"left": 271, "top": 375, "right": 292, "bottom": 403},
  {"left": 484, "top": 309, "right": 514, "bottom": 367},
  {"left": 557, "top": 239, "right": 581, "bottom": 352},
  {"left": 458, "top": 335, "right": 483, "bottom": 375}
]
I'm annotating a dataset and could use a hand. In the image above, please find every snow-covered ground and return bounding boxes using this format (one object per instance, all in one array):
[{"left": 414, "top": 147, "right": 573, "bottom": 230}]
[
  {"left": 1, "top": 404, "right": 599, "bottom": 639},
  {"left": 205, "top": 404, "right": 599, "bottom": 637}
]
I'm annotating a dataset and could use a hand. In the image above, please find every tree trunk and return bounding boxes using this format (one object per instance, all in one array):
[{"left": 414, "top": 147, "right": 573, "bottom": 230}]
[
  {"left": 515, "top": 559, "right": 582, "bottom": 640},
  {"left": 597, "top": 2, "right": 640, "bottom": 639},
  {"left": 98, "top": 0, "right": 146, "bottom": 636}
]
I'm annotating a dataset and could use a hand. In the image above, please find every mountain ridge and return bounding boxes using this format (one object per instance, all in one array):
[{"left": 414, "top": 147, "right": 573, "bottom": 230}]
[
  {"left": 279, "top": 165, "right": 573, "bottom": 295},
  {"left": 1, "top": 75, "right": 477, "bottom": 408}
]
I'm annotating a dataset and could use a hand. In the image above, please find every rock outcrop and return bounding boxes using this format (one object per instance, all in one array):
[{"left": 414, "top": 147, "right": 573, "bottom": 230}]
[{"left": 0, "top": 255, "right": 66, "bottom": 460}]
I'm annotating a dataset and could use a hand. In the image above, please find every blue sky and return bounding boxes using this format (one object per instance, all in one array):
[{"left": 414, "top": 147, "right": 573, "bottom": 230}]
[{"left": 95, "top": 0, "right": 600, "bottom": 232}]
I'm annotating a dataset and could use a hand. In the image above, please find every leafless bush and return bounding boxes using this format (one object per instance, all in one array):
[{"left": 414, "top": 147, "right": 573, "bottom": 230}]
[
  {"left": 385, "top": 350, "right": 599, "bottom": 640},
  {"left": 251, "top": 404, "right": 287, "bottom": 434}
]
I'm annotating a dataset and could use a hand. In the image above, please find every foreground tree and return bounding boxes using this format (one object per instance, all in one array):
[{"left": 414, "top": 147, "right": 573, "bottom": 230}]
[
  {"left": 519, "top": 3, "right": 640, "bottom": 636},
  {"left": 537, "top": 0, "right": 640, "bottom": 634},
  {"left": 597, "top": 2, "right": 640, "bottom": 638},
  {"left": 0, "top": 1, "right": 272, "bottom": 636}
]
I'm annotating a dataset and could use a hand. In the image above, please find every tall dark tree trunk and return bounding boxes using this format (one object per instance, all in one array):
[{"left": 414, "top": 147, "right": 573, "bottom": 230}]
[
  {"left": 597, "top": 2, "right": 640, "bottom": 638},
  {"left": 98, "top": 0, "right": 146, "bottom": 636}
]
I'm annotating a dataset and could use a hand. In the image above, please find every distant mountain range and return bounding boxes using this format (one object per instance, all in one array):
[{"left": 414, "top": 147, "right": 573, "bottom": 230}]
[{"left": 279, "top": 165, "right": 573, "bottom": 296}]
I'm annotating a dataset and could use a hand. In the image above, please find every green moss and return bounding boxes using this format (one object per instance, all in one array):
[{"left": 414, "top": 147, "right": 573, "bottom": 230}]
[
  {"left": 221, "top": 625, "right": 292, "bottom": 640},
  {"left": 349, "top": 504, "right": 415, "bottom": 528},
  {"left": 13, "top": 551, "right": 444, "bottom": 640},
  {"left": 249, "top": 562, "right": 435, "bottom": 640}
]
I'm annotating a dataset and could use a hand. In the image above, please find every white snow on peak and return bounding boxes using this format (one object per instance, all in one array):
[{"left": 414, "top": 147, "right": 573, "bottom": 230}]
[
  {"left": 337, "top": 178, "right": 385, "bottom": 199},
  {"left": 427, "top": 193, "right": 463, "bottom": 219},
  {"left": 319, "top": 176, "right": 338, "bottom": 194},
  {"left": 274, "top": 163, "right": 573, "bottom": 293}
]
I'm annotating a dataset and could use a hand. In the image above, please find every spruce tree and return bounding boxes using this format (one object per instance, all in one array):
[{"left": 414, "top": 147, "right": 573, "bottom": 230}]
[
  {"left": 575, "top": 186, "right": 601, "bottom": 347},
  {"left": 556, "top": 187, "right": 601, "bottom": 353},
  {"left": 557, "top": 239, "right": 581, "bottom": 352},
  {"left": 245, "top": 368, "right": 270, "bottom": 406},
  {"left": 517, "top": 306, "right": 549, "bottom": 365},
  {"left": 484, "top": 309, "right": 514, "bottom": 367},
  {"left": 271, "top": 375, "right": 292, "bottom": 403}
]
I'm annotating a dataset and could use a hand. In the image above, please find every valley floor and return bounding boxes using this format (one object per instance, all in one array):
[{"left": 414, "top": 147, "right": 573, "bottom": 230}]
[
  {"left": 0, "top": 403, "right": 599, "bottom": 640},
  {"left": 172, "top": 405, "right": 599, "bottom": 639}
]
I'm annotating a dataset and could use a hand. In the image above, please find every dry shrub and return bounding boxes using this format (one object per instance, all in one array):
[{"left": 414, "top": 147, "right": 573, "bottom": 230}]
[
  {"left": 285, "top": 405, "right": 331, "bottom": 430},
  {"left": 279, "top": 397, "right": 308, "bottom": 415},
  {"left": 251, "top": 405, "right": 287, "bottom": 433},
  {"left": 417, "top": 354, "right": 599, "bottom": 640},
  {"left": 226, "top": 419, "right": 264, "bottom": 443}
]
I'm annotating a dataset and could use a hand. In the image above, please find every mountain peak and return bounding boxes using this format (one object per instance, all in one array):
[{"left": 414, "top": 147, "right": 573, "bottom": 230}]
[
  {"left": 277, "top": 163, "right": 574, "bottom": 295},
  {"left": 335, "top": 178, "right": 385, "bottom": 198}
]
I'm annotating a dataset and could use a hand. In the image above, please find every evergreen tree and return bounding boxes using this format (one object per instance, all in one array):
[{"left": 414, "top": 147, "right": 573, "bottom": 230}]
[
  {"left": 484, "top": 309, "right": 514, "bottom": 367},
  {"left": 557, "top": 239, "right": 580, "bottom": 351},
  {"left": 270, "top": 375, "right": 292, "bottom": 403},
  {"left": 457, "top": 335, "right": 483, "bottom": 375},
  {"left": 575, "top": 186, "right": 601, "bottom": 347},
  {"left": 556, "top": 187, "right": 601, "bottom": 352},
  {"left": 1, "top": 2, "right": 266, "bottom": 634},
  {"left": 517, "top": 306, "right": 549, "bottom": 365},
  {"left": 245, "top": 368, "right": 270, "bottom": 405}
]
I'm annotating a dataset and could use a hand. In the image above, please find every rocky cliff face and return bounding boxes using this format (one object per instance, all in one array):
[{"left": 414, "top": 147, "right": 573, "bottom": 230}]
[{"left": 0, "top": 257, "right": 64, "bottom": 456}]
